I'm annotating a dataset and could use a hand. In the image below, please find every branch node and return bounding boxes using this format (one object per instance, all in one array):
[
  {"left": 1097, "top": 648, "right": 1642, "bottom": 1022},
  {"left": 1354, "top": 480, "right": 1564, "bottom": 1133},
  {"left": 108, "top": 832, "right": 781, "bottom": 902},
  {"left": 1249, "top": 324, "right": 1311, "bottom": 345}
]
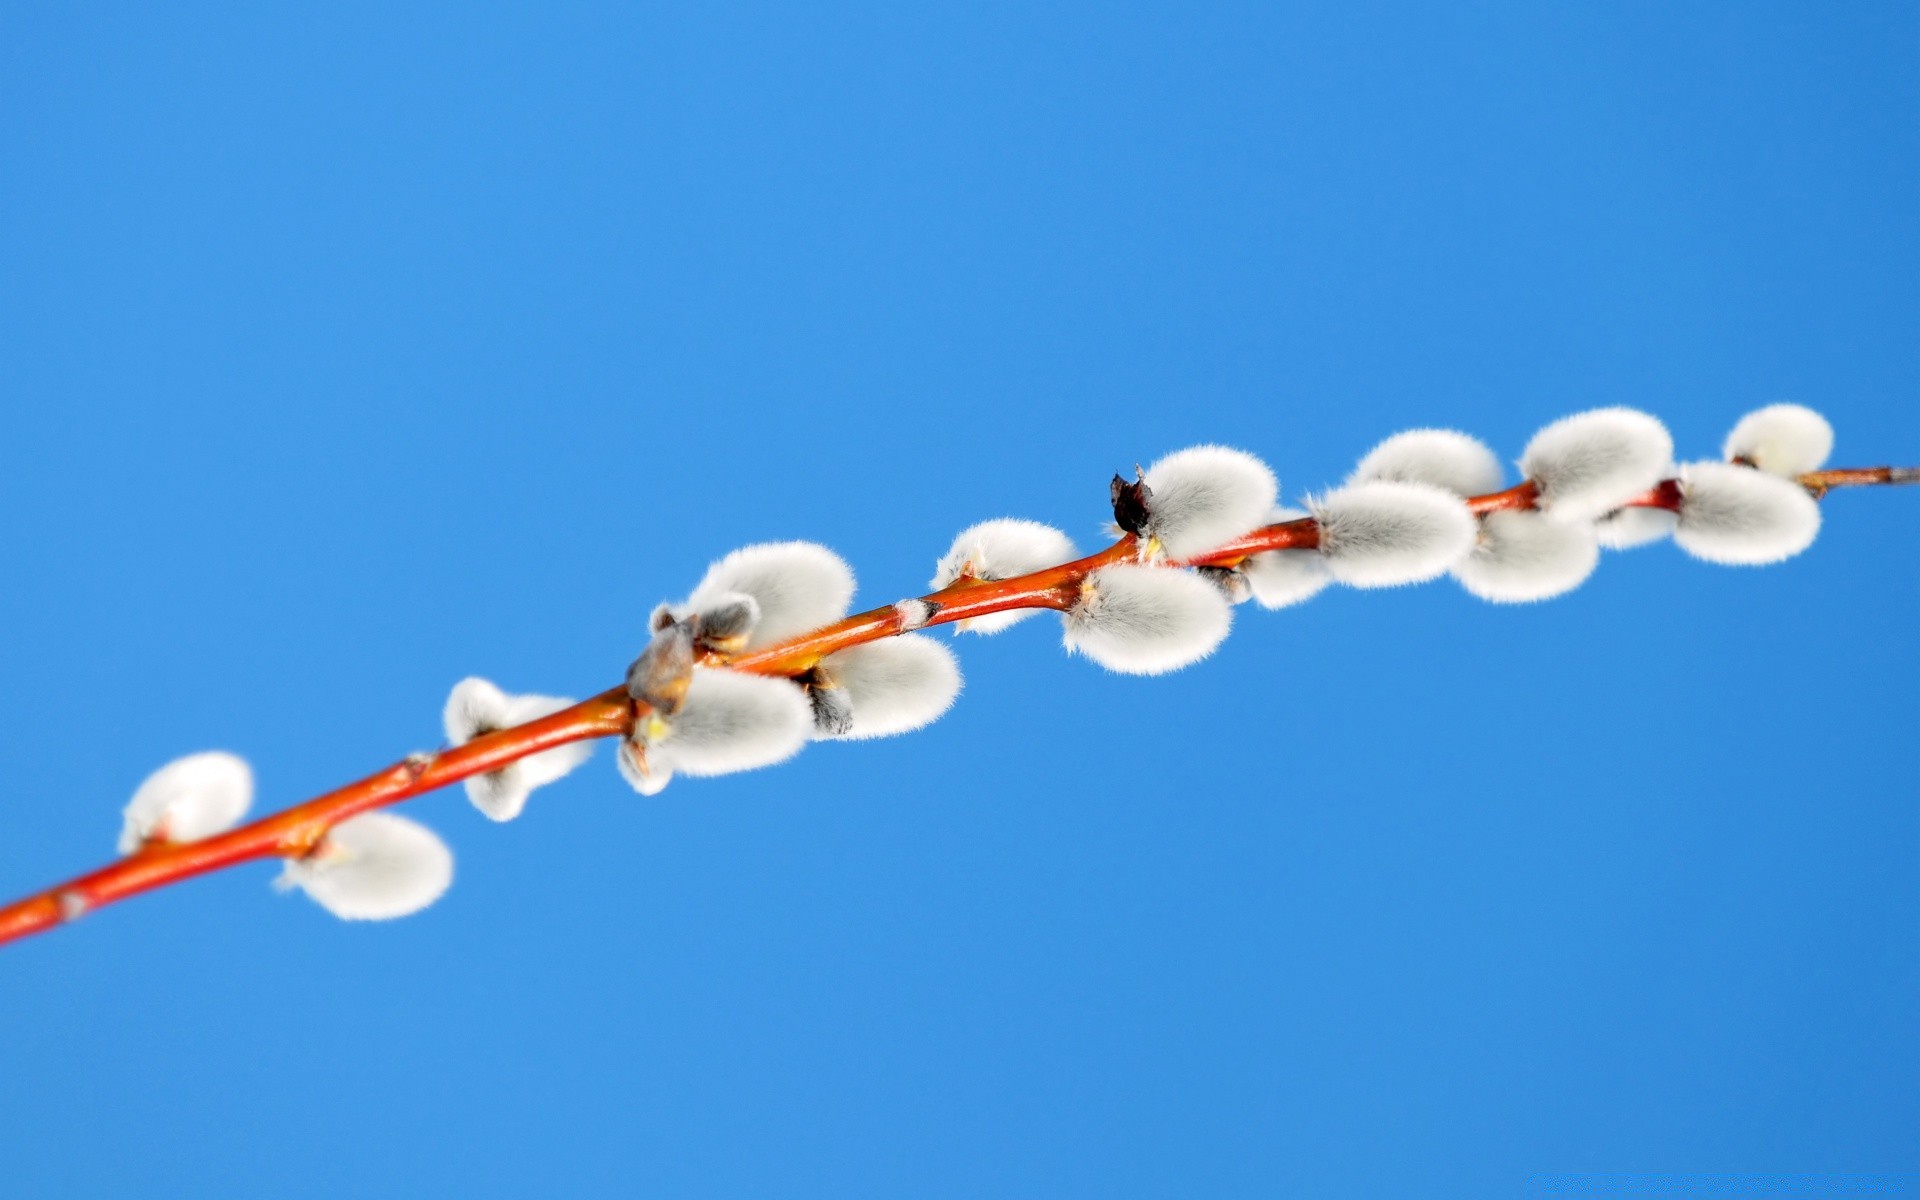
[
  {"left": 56, "top": 891, "right": 88, "bottom": 923},
  {"left": 627, "top": 619, "right": 696, "bottom": 714},
  {"left": 894, "top": 598, "right": 937, "bottom": 631}
]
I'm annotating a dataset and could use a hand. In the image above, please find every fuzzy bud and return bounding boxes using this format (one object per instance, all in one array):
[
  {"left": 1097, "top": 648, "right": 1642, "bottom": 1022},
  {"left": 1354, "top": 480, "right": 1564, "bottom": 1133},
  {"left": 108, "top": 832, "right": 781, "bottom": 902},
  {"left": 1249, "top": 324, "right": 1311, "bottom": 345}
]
[
  {"left": 1673, "top": 461, "right": 1822, "bottom": 565},
  {"left": 685, "top": 542, "right": 856, "bottom": 650},
  {"left": 813, "top": 636, "right": 962, "bottom": 740},
  {"left": 687, "top": 591, "right": 761, "bottom": 654},
  {"left": 615, "top": 741, "right": 672, "bottom": 796},
  {"left": 1593, "top": 506, "right": 1679, "bottom": 551},
  {"left": 893, "top": 598, "right": 937, "bottom": 631},
  {"left": 1237, "top": 506, "right": 1329, "bottom": 609},
  {"left": 1241, "top": 550, "right": 1330, "bottom": 609},
  {"left": 1723, "top": 404, "right": 1834, "bottom": 477},
  {"left": 627, "top": 667, "right": 812, "bottom": 781},
  {"left": 277, "top": 812, "right": 454, "bottom": 922},
  {"left": 807, "top": 680, "right": 856, "bottom": 737},
  {"left": 1520, "top": 408, "right": 1674, "bottom": 521},
  {"left": 931, "top": 519, "right": 1078, "bottom": 634},
  {"left": 1062, "top": 564, "right": 1232, "bottom": 675},
  {"left": 1136, "top": 445, "right": 1279, "bottom": 560},
  {"left": 1309, "top": 481, "right": 1478, "bottom": 588},
  {"left": 1452, "top": 510, "right": 1600, "bottom": 603},
  {"left": 118, "top": 751, "right": 253, "bottom": 855},
  {"left": 1196, "top": 565, "right": 1252, "bottom": 604},
  {"left": 442, "top": 678, "right": 593, "bottom": 823},
  {"left": 1349, "top": 429, "right": 1504, "bottom": 497}
]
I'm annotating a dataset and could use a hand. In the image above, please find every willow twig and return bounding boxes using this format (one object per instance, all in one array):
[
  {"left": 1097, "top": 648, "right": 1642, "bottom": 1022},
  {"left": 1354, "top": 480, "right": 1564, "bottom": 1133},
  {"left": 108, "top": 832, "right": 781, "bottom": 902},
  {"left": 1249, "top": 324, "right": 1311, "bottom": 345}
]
[{"left": 0, "top": 465, "right": 1910, "bottom": 948}]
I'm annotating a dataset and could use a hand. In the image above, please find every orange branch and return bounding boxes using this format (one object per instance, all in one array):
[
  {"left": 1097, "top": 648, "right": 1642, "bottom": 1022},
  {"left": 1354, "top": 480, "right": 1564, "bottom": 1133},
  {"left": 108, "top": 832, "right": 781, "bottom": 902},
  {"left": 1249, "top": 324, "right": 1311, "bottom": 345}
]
[
  {"left": 1469, "top": 480, "right": 1544, "bottom": 514},
  {"left": 0, "top": 696, "right": 633, "bottom": 945},
  {"left": 0, "top": 463, "right": 1910, "bottom": 948}
]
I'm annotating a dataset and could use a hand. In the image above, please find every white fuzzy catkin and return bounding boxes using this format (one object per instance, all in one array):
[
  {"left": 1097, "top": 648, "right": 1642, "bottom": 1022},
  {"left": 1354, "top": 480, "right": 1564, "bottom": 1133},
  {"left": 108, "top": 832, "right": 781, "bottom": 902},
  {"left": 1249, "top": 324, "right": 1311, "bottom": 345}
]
[
  {"left": 119, "top": 751, "right": 253, "bottom": 854},
  {"left": 930, "top": 519, "right": 1078, "bottom": 634},
  {"left": 637, "top": 668, "right": 812, "bottom": 777},
  {"left": 1241, "top": 550, "right": 1330, "bottom": 609},
  {"left": 684, "top": 591, "right": 761, "bottom": 648},
  {"left": 686, "top": 542, "right": 856, "bottom": 649},
  {"left": 1452, "top": 510, "right": 1601, "bottom": 603},
  {"left": 1723, "top": 404, "right": 1834, "bottom": 477},
  {"left": 1593, "top": 505, "right": 1679, "bottom": 550},
  {"left": 1062, "top": 564, "right": 1232, "bottom": 675},
  {"left": 1238, "top": 506, "right": 1329, "bottom": 610},
  {"left": 1673, "top": 461, "right": 1822, "bottom": 566},
  {"left": 1520, "top": 407, "right": 1674, "bottom": 521},
  {"left": 1139, "top": 445, "right": 1279, "bottom": 560},
  {"left": 615, "top": 740, "right": 672, "bottom": 796},
  {"left": 1350, "top": 429, "right": 1504, "bottom": 497},
  {"left": 1309, "top": 481, "right": 1478, "bottom": 588},
  {"left": 442, "top": 677, "right": 593, "bottom": 822},
  {"left": 277, "top": 812, "right": 454, "bottom": 922},
  {"left": 814, "top": 636, "right": 962, "bottom": 740}
]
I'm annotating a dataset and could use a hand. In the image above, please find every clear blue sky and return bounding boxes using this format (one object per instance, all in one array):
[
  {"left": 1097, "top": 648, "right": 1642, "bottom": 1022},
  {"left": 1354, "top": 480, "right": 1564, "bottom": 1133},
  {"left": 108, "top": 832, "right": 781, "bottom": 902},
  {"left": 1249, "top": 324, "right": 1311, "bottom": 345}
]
[{"left": 2, "top": 3, "right": 1916, "bottom": 1197}]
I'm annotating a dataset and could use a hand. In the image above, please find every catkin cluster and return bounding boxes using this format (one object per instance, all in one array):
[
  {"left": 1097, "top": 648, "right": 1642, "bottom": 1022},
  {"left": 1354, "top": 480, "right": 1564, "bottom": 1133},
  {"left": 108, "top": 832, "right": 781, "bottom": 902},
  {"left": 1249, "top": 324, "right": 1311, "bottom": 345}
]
[{"left": 111, "top": 404, "right": 1845, "bottom": 923}]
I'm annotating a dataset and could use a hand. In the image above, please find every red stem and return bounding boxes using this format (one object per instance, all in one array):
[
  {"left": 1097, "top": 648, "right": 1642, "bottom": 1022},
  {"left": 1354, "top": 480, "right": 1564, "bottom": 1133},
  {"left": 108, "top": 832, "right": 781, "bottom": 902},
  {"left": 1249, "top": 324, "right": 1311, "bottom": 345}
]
[{"left": 0, "top": 464, "right": 1908, "bottom": 947}]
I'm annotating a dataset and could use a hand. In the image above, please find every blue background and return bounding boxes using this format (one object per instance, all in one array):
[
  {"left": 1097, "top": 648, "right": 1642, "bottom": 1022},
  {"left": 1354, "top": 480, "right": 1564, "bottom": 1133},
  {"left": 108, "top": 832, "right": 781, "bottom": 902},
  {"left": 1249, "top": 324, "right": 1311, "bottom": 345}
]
[{"left": 2, "top": 3, "right": 1915, "bottom": 1196}]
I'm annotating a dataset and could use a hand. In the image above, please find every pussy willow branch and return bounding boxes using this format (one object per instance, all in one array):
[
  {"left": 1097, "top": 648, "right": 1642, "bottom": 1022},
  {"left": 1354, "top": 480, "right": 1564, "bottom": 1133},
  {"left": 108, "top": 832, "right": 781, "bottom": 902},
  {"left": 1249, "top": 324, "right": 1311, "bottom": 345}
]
[{"left": 0, "top": 466, "right": 1905, "bottom": 948}]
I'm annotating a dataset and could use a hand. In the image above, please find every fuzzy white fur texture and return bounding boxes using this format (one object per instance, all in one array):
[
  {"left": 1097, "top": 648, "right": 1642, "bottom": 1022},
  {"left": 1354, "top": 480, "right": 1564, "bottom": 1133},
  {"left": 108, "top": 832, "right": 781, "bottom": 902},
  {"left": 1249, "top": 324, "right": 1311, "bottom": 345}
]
[
  {"left": 615, "top": 740, "right": 672, "bottom": 796},
  {"left": 930, "top": 519, "right": 1077, "bottom": 634},
  {"left": 639, "top": 668, "right": 812, "bottom": 777},
  {"left": 814, "top": 636, "right": 962, "bottom": 741},
  {"left": 278, "top": 812, "right": 454, "bottom": 921},
  {"left": 1241, "top": 550, "right": 1330, "bottom": 609},
  {"left": 1061, "top": 564, "right": 1232, "bottom": 675},
  {"left": 1674, "top": 461, "right": 1822, "bottom": 565},
  {"left": 1237, "top": 506, "right": 1328, "bottom": 610},
  {"left": 1199, "top": 565, "right": 1252, "bottom": 605},
  {"left": 1349, "top": 429, "right": 1504, "bottom": 497},
  {"left": 119, "top": 751, "right": 253, "bottom": 855},
  {"left": 442, "top": 677, "right": 593, "bottom": 822},
  {"left": 1452, "top": 510, "right": 1600, "bottom": 603},
  {"left": 1519, "top": 408, "right": 1674, "bottom": 521},
  {"left": 1309, "top": 481, "right": 1477, "bottom": 588},
  {"left": 1593, "top": 506, "right": 1679, "bottom": 550},
  {"left": 1139, "top": 445, "right": 1278, "bottom": 560},
  {"left": 1722, "top": 404, "right": 1834, "bottom": 477},
  {"left": 686, "top": 542, "right": 856, "bottom": 649}
]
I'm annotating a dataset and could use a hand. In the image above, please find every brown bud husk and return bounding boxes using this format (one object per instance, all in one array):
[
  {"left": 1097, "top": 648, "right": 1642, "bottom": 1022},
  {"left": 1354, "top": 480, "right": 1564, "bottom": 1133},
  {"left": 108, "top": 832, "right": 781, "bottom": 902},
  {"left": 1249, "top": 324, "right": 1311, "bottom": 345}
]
[
  {"left": 626, "top": 619, "right": 695, "bottom": 714},
  {"left": 1110, "top": 470, "right": 1153, "bottom": 536}
]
